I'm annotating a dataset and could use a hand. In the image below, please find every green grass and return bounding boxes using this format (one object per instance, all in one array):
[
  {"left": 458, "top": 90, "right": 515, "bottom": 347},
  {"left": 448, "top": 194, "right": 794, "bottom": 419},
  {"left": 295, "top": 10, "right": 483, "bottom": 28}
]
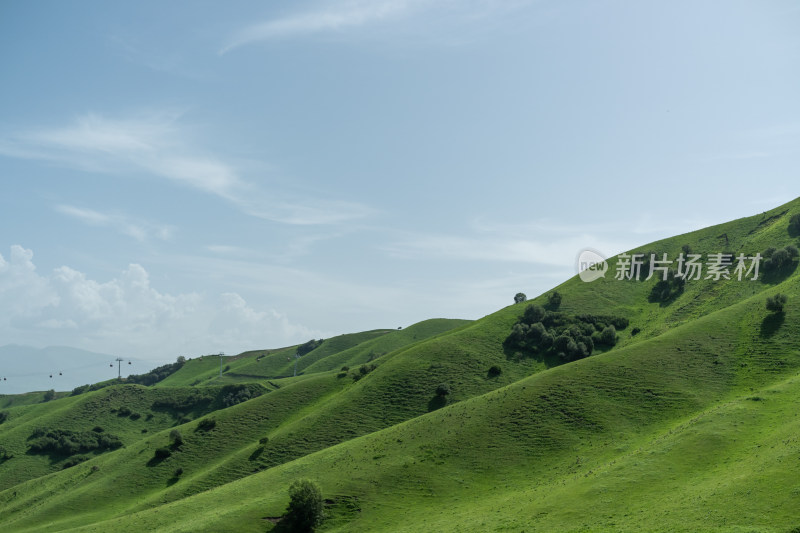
[
  {"left": 1, "top": 198, "right": 799, "bottom": 532},
  {"left": 0, "top": 390, "right": 66, "bottom": 409},
  {"left": 301, "top": 319, "right": 471, "bottom": 374},
  {"left": 0, "top": 384, "right": 257, "bottom": 491},
  {"left": 159, "top": 329, "right": 400, "bottom": 387},
  {"left": 30, "top": 285, "right": 797, "bottom": 533}
]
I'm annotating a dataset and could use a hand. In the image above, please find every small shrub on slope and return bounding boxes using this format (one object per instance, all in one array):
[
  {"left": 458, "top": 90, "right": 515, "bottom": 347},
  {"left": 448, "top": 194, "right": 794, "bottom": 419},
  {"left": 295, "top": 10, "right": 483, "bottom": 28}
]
[
  {"left": 154, "top": 447, "right": 171, "bottom": 460},
  {"left": 766, "top": 293, "right": 788, "bottom": 313},
  {"left": 284, "top": 479, "right": 324, "bottom": 532}
]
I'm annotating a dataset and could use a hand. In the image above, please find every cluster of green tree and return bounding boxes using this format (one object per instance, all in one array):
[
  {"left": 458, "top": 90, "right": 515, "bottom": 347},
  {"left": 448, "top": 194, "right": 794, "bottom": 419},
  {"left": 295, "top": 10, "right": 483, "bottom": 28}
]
[
  {"left": 351, "top": 363, "right": 376, "bottom": 381},
  {"left": 196, "top": 418, "right": 216, "bottom": 431},
  {"left": 762, "top": 245, "right": 799, "bottom": 273},
  {"left": 513, "top": 291, "right": 561, "bottom": 308},
  {"left": 152, "top": 390, "right": 214, "bottom": 413},
  {"left": 125, "top": 358, "right": 186, "bottom": 386},
  {"left": 170, "top": 429, "right": 183, "bottom": 446},
  {"left": 71, "top": 357, "right": 188, "bottom": 396},
  {"left": 505, "top": 304, "right": 628, "bottom": 362},
  {"left": 789, "top": 213, "right": 800, "bottom": 235},
  {"left": 71, "top": 381, "right": 113, "bottom": 396},
  {"left": 366, "top": 350, "right": 384, "bottom": 362},
  {"left": 0, "top": 445, "right": 12, "bottom": 461},
  {"left": 296, "top": 339, "right": 324, "bottom": 356},
  {"left": 150, "top": 384, "right": 262, "bottom": 417},
  {"left": 109, "top": 406, "right": 142, "bottom": 420},
  {"left": 0, "top": 411, "right": 7, "bottom": 424},
  {"left": 220, "top": 384, "right": 255, "bottom": 407},
  {"left": 766, "top": 293, "right": 788, "bottom": 313},
  {"left": 62, "top": 455, "right": 90, "bottom": 469},
  {"left": 28, "top": 427, "right": 122, "bottom": 457},
  {"left": 546, "top": 291, "right": 562, "bottom": 309},
  {"left": 152, "top": 429, "right": 185, "bottom": 461},
  {"left": 649, "top": 268, "right": 686, "bottom": 303}
]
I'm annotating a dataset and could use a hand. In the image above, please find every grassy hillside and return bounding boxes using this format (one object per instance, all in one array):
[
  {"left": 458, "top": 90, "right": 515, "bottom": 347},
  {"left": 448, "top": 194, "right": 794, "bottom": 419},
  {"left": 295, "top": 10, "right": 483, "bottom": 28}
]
[
  {"left": 0, "top": 383, "right": 269, "bottom": 491},
  {"left": 19, "top": 273, "right": 795, "bottom": 533},
  {"left": 301, "top": 319, "right": 472, "bottom": 374},
  {"left": 1, "top": 198, "right": 799, "bottom": 532},
  {"left": 10, "top": 283, "right": 795, "bottom": 533},
  {"left": 0, "top": 390, "right": 64, "bottom": 409},
  {"left": 155, "top": 320, "right": 468, "bottom": 389},
  {"left": 157, "top": 329, "right": 395, "bottom": 387}
]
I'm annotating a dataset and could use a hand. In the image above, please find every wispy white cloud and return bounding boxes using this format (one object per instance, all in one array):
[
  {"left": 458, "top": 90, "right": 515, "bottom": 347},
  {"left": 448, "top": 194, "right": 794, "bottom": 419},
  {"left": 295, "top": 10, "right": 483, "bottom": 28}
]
[
  {"left": 221, "top": 0, "right": 417, "bottom": 53},
  {"left": 56, "top": 205, "right": 111, "bottom": 226},
  {"left": 244, "top": 198, "right": 374, "bottom": 225},
  {"left": 219, "top": 0, "right": 537, "bottom": 53},
  {"left": 207, "top": 229, "right": 344, "bottom": 264},
  {"left": 0, "top": 112, "right": 372, "bottom": 226},
  {"left": 12, "top": 112, "right": 242, "bottom": 200},
  {"left": 206, "top": 244, "right": 248, "bottom": 255},
  {"left": 382, "top": 216, "right": 673, "bottom": 270},
  {"left": 383, "top": 232, "right": 632, "bottom": 267},
  {"left": 30, "top": 113, "right": 167, "bottom": 154},
  {"left": 55, "top": 205, "right": 174, "bottom": 242}
]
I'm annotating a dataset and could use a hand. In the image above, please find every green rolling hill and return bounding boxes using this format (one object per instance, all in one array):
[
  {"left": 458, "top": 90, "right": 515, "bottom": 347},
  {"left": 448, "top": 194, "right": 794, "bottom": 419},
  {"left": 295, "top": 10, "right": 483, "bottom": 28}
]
[{"left": 1, "top": 199, "right": 800, "bottom": 532}]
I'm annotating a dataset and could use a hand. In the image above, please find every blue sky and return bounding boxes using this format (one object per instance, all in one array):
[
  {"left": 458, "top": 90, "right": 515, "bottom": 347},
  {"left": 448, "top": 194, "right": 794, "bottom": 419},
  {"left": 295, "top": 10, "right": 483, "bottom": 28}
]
[{"left": 1, "top": 0, "right": 799, "bottom": 368}]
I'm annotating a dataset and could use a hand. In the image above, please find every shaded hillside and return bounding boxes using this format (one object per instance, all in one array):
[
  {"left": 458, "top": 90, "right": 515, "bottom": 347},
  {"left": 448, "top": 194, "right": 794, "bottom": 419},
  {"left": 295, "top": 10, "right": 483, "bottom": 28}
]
[{"left": 0, "top": 383, "right": 265, "bottom": 491}]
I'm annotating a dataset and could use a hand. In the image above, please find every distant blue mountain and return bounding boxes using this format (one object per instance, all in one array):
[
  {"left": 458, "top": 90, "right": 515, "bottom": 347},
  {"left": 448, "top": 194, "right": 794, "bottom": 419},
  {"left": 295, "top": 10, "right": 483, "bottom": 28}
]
[{"left": 0, "top": 345, "right": 141, "bottom": 395}]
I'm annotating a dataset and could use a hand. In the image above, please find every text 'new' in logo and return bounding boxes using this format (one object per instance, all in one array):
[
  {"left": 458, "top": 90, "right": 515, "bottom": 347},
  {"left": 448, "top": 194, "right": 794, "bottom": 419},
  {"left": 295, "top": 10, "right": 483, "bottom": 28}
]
[{"left": 577, "top": 248, "right": 608, "bottom": 283}]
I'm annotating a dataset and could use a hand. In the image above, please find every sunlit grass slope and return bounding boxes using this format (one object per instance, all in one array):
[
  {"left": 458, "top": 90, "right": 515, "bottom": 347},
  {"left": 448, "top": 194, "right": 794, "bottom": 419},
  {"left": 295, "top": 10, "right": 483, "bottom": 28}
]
[
  {"left": 0, "top": 198, "right": 798, "bottom": 532},
  {"left": 157, "top": 329, "right": 394, "bottom": 387},
  {"left": 25, "top": 276, "right": 797, "bottom": 533},
  {"left": 301, "top": 318, "right": 472, "bottom": 374},
  {"left": 156, "top": 319, "right": 468, "bottom": 387}
]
